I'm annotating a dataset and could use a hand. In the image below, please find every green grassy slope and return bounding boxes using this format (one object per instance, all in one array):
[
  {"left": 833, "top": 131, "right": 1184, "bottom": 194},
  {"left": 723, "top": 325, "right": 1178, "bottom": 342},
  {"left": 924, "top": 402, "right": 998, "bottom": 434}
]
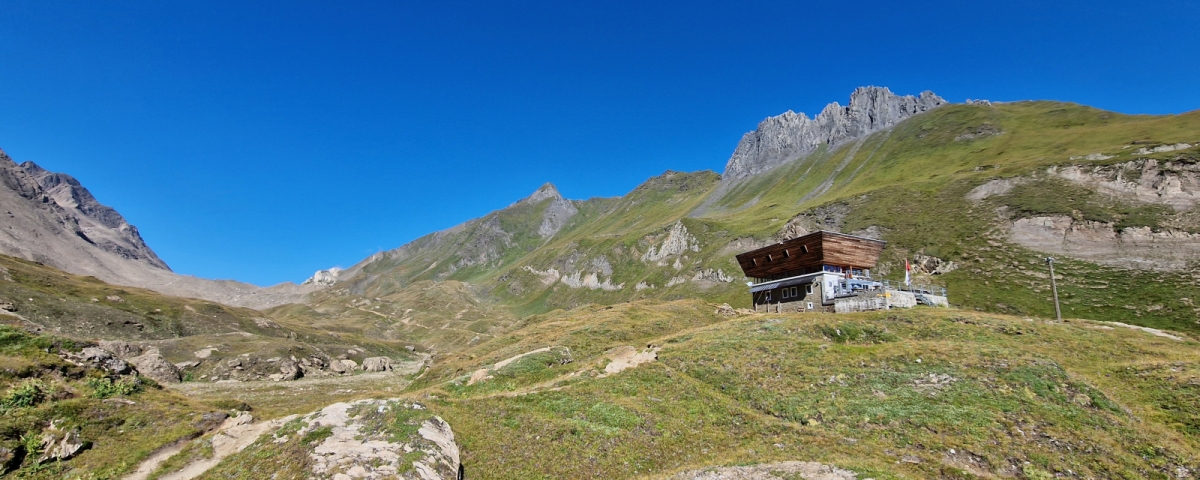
[
  {"left": 0, "top": 324, "right": 219, "bottom": 479},
  {"left": 403, "top": 302, "right": 1200, "bottom": 478}
]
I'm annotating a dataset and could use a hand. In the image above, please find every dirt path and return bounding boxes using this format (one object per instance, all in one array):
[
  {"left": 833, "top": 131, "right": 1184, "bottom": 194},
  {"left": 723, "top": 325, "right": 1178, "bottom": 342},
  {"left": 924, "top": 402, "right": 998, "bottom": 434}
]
[
  {"left": 124, "top": 413, "right": 298, "bottom": 480},
  {"left": 669, "top": 460, "right": 857, "bottom": 479},
  {"left": 467, "top": 347, "right": 553, "bottom": 385},
  {"left": 124, "top": 441, "right": 189, "bottom": 480},
  {"left": 599, "top": 346, "right": 660, "bottom": 377}
]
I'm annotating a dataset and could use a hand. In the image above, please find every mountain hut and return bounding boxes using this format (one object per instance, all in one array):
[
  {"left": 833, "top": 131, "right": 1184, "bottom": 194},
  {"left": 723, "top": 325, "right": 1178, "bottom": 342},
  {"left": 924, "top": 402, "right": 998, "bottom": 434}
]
[{"left": 734, "top": 231, "right": 887, "bottom": 313}]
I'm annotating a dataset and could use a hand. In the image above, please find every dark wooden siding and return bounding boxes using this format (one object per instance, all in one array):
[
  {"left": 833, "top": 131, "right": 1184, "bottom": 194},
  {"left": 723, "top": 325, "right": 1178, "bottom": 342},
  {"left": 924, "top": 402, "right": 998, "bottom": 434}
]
[
  {"left": 820, "top": 233, "right": 886, "bottom": 268},
  {"left": 735, "top": 231, "right": 885, "bottom": 279}
]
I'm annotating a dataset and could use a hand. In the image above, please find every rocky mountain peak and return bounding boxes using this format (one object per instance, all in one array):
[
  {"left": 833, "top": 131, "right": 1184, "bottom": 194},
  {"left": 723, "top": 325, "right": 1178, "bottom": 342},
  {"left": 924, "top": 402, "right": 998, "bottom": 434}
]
[
  {"left": 721, "top": 86, "right": 946, "bottom": 183},
  {"left": 11, "top": 159, "right": 170, "bottom": 270},
  {"left": 513, "top": 182, "right": 564, "bottom": 207}
]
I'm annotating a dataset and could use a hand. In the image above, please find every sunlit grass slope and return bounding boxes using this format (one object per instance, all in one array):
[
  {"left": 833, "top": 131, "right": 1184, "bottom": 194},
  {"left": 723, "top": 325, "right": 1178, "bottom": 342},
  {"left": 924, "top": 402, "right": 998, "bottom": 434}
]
[{"left": 408, "top": 301, "right": 1200, "bottom": 479}]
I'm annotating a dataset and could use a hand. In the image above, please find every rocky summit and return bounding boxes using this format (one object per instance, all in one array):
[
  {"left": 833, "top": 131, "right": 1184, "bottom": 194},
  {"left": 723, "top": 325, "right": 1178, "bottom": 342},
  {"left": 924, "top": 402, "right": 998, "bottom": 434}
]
[
  {"left": 0, "top": 151, "right": 168, "bottom": 273},
  {"left": 721, "top": 86, "right": 946, "bottom": 182}
]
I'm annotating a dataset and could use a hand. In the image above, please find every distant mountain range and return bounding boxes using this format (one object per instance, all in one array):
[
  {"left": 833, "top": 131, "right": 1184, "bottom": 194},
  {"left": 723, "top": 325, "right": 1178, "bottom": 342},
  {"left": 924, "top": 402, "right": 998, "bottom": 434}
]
[{"left": 2, "top": 86, "right": 1198, "bottom": 331}]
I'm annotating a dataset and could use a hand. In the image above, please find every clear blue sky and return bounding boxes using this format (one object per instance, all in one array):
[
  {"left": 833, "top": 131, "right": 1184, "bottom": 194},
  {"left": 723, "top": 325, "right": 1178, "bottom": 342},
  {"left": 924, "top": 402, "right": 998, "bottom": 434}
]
[{"left": 1, "top": 1, "right": 1197, "bottom": 286}]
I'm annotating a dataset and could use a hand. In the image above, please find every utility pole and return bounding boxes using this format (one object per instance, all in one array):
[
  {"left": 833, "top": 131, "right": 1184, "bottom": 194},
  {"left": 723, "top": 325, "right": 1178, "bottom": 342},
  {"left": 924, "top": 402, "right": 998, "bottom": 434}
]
[{"left": 1045, "top": 257, "right": 1062, "bottom": 322}]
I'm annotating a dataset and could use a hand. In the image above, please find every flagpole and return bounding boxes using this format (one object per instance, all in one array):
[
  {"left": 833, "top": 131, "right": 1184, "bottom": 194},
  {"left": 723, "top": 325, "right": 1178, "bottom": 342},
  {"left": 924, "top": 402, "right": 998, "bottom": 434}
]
[
  {"left": 1046, "top": 257, "right": 1062, "bottom": 321},
  {"left": 904, "top": 259, "right": 911, "bottom": 291}
]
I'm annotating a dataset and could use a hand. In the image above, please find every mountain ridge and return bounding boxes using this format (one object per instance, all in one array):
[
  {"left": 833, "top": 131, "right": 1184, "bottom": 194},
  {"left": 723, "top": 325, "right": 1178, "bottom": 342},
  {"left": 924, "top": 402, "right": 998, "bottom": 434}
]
[
  {"left": 0, "top": 150, "right": 319, "bottom": 309},
  {"left": 720, "top": 86, "right": 946, "bottom": 182}
]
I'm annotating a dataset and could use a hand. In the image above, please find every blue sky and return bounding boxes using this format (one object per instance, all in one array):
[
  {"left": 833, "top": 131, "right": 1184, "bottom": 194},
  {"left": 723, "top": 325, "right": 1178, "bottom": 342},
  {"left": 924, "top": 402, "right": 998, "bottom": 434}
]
[{"left": 1, "top": 1, "right": 1197, "bottom": 286}]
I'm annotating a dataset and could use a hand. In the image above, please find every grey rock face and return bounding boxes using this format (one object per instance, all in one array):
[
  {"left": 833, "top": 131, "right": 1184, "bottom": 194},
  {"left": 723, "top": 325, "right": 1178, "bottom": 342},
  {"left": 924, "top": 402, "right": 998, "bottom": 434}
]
[
  {"left": 278, "top": 358, "right": 302, "bottom": 380},
  {"left": 329, "top": 358, "right": 357, "bottom": 374},
  {"left": 18, "top": 161, "right": 169, "bottom": 269},
  {"left": 289, "top": 399, "right": 461, "bottom": 480},
  {"left": 722, "top": 87, "right": 946, "bottom": 183}
]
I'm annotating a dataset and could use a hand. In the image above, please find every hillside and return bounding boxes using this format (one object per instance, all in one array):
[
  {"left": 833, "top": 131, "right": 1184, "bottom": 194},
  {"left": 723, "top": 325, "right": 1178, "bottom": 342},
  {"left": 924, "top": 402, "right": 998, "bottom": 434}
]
[
  {"left": 410, "top": 302, "right": 1200, "bottom": 478},
  {"left": 322, "top": 91, "right": 1200, "bottom": 338},
  {"left": 0, "top": 254, "right": 419, "bottom": 385},
  {"left": 138, "top": 301, "right": 1200, "bottom": 479}
]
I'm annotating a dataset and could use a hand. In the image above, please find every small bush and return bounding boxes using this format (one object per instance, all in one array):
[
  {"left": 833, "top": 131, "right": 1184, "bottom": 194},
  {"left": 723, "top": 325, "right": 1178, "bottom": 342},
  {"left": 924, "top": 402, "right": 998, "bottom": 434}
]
[
  {"left": 301, "top": 425, "right": 333, "bottom": 445},
  {"left": 85, "top": 376, "right": 144, "bottom": 399},
  {"left": 817, "top": 322, "right": 897, "bottom": 344},
  {"left": 1, "top": 379, "right": 48, "bottom": 411},
  {"left": 209, "top": 399, "right": 252, "bottom": 412}
]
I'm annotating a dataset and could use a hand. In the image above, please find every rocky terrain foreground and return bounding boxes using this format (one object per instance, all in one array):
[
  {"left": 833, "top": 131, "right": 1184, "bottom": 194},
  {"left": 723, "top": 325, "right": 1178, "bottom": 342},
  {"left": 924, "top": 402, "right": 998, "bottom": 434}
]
[{"left": 8, "top": 296, "right": 1200, "bottom": 478}]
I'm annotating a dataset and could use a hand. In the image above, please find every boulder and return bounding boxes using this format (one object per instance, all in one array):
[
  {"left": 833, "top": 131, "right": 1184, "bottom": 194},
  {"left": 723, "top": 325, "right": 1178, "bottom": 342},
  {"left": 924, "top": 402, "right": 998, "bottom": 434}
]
[
  {"left": 716, "top": 303, "right": 736, "bottom": 317},
  {"left": 193, "top": 412, "right": 229, "bottom": 432},
  {"left": 76, "top": 346, "right": 133, "bottom": 374},
  {"left": 361, "top": 357, "right": 393, "bottom": 372},
  {"left": 38, "top": 422, "right": 88, "bottom": 462},
  {"left": 327, "top": 359, "right": 358, "bottom": 374},
  {"left": 128, "top": 348, "right": 182, "bottom": 383},
  {"left": 278, "top": 359, "right": 302, "bottom": 380},
  {"left": 98, "top": 340, "right": 142, "bottom": 359}
]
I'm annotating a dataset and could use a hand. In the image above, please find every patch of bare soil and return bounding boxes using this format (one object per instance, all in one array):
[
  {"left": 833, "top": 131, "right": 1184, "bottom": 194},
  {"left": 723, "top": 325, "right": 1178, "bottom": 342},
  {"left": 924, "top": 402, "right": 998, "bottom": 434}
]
[{"left": 670, "top": 461, "right": 858, "bottom": 479}]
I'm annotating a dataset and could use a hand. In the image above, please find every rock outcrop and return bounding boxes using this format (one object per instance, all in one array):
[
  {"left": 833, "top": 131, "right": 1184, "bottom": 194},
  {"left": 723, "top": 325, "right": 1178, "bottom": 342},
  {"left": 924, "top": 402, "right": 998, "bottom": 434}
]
[
  {"left": 721, "top": 86, "right": 946, "bottom": 183},
  {"left": 71, "top": 346, "right": 133, "bottom": 374},
  {"left": 303, "top": 267, "right": 342, "bottom": 286},
  {"left": 293, "top": 400, "right": 461, "bottom": 480},
  {"left": 361, "top": 356, "right": 393, "bottom": 372},
  {"left": 642, "top": 221, "right": 701, "bottom": 263},
  {"left": 127, "top": 347, "right": 182, "bottom": 384},
  {"left": 1009, "top": 216, "right": 1200, "bottom": 271},
  {"left": 37, "top": 421, "right": 87, "bottom": 463},
  {"left": 912, "top": 253, "right": 958, "bottom": 275},
  {"left": 1050, "top": 159, "right": 1200, "bottom": 211}
]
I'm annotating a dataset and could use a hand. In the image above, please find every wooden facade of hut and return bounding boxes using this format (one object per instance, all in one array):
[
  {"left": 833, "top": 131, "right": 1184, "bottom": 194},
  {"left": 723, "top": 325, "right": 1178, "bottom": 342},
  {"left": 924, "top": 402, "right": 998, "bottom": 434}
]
[{"left": 734, "top": 231, "right": 886, "bottom": 312}]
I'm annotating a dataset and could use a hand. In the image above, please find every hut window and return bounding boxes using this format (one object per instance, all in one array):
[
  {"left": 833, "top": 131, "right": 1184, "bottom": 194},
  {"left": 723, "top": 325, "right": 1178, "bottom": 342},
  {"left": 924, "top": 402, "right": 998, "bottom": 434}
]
[
  {"left": 783, "top": 250, "right": 790, "bottom": 258},
  {"left": 790, "top": 286, "right": 798, "bottom": 297},
  {"left": 764, "top": 291, "right": 771, "bottom": 301},
  {"left": 767, "top": 254, "right": 773, "bottom": 262},
  {"left": 752, "top": 258, "right": 758, "bottom": 266},
  {"left": 782, "top": 289, "right": 790, "bottom": 299},
  {"left": 801, "top": 245, "right": 809, "bottom": 253},
  {"left": 806, "top": 284, "right": 813, "bottom": 294}
]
